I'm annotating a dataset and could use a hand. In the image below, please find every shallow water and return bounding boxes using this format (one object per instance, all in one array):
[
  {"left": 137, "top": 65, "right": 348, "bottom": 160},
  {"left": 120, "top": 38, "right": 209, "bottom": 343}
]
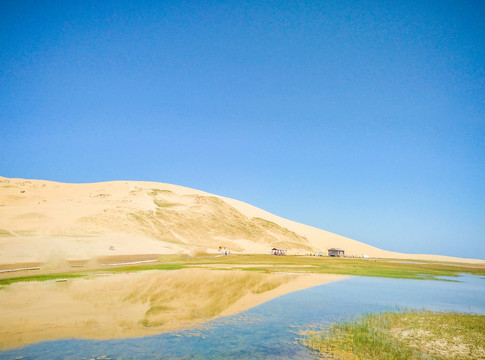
[{"left": 1, "top": 274, "right": 484, "bottom": 359}]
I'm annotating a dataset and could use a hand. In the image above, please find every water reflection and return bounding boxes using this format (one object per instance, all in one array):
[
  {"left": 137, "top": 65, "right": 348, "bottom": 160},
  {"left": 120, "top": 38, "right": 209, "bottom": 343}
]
[{"left": 1, "top": 274, "right": 484, "bottom": 359}]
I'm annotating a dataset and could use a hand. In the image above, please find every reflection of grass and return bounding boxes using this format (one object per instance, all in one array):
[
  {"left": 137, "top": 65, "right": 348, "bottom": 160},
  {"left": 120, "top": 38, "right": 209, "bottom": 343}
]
[
  {"left": 304, "top": 311, "right": 485, "bottom": 360},
  {"left": 252, "top": 279, "right": 286, "bottom": 294}
]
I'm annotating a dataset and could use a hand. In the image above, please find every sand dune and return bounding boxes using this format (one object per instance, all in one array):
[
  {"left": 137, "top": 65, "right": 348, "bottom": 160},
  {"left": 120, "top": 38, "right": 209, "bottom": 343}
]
[{"left": 0, "top": 176, "right": 482, "bottom": 264}]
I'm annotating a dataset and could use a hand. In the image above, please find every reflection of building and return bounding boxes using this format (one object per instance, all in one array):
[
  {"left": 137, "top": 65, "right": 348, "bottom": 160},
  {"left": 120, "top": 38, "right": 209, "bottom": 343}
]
[
  {"left": 271, "top": 248, "right": 287, "bottom": 256},
  {"left": 328, "top": 248, "right": 345, "bottom": 257}
]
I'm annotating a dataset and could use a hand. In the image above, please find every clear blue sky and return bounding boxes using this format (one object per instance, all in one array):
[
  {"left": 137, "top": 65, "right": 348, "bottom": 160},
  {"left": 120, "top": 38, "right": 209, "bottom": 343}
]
[{"left": 1, "top": 0, "right": 484, "bottom": 259}]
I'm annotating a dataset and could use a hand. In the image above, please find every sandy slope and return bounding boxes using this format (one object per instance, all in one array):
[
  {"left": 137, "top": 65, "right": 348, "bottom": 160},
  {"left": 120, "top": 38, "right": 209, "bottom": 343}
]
[{"left": 0, "top": 176, "right": 482, "bottom": 264}]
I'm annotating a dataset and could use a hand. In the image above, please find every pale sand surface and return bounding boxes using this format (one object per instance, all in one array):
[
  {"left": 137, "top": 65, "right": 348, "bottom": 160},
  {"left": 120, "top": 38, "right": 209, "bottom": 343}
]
[
  {"left": 193, "top": 264, "right": 318, "bottom": 269},
  {"left": 0, "top": 269, "right": 347, "bottom": 350},
  {"left": 0, "top": 176, "right": 483, "bottom": 264}
]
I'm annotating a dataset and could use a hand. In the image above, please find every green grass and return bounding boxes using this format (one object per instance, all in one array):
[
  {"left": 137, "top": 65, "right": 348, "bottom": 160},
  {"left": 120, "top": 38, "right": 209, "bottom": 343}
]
[
  {"left": 179, "top": 255, "right": 485, "bottom": 280},
  {"left": 105, "top": 263, "right": 184, "bottom": 273},
  {"left": 304, "top": 311, "right": 485, "bottom": 360},
  {"left": 1, "top": 254, "right": 484, "bottom": 288},
  {"left": 0, "top": 273, "right": 85, "bottom": 287},
  {"left": 0, "top": 264, "right": 183, "bottom": 287}
]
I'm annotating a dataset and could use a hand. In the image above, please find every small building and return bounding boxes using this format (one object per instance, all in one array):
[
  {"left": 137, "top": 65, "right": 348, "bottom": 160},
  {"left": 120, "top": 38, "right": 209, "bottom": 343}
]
[
  {"left": 218, "top": 246, "right": 229, "bottom": 256},
  {"left": 328, "top": 248, "right": 345, "bottom": 257},
  {"left": 271, "top": 248, "right": 287, "bottom": 256}
]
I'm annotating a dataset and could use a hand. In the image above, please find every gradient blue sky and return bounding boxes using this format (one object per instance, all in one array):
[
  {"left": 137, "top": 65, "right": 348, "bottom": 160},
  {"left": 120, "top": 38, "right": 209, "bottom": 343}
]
[{"left": 1, "top": 0, "right": 484, "bottom": 259}]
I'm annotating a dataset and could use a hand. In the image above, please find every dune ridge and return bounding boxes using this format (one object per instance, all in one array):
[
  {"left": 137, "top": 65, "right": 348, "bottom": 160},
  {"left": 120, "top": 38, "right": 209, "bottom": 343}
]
[{"left": 0, "top": 176, "right": 482, "bottom": 264}]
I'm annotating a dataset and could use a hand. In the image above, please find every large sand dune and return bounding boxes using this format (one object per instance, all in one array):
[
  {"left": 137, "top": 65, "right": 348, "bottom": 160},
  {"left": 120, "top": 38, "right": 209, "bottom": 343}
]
[{"left": 0, "top": 176, "right": 482, "bottom": 264}]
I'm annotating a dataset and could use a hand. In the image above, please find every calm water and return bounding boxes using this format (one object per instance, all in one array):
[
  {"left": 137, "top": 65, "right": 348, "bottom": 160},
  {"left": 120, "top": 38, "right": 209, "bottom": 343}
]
[{"left": 1, "top": 274, "right": 484, "bottom": 360}]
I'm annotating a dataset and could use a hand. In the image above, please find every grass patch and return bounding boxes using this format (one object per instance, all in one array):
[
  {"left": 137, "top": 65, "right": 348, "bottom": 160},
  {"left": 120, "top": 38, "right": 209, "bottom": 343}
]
[
  {"left": 148, "top": 188, "right": 173, "bottom": 196},
  {"left": 177, "top": 255, "right": 485, "bottom": 280},
  {"left": 304, "top": 311, "right": 485, "bottom": 360},
  {"left": 1, "top": 254, "right": 483, "bottom": 289},
  {"left": 0, "top": 273, "right": 85, "bottom": 287},
  {"left": 105, "top": 263, "right": 184, "bottom": 273},
  {"left": 153, "top": 199, "right": 180, "bottom": 208},
  {"left": 0, "top": 264, "right": 184, "bottom": 288}
]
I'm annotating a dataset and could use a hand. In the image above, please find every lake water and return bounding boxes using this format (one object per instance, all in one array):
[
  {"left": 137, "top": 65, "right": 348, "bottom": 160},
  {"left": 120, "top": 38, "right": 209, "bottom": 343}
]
[{"left": 1, "top": 274, "right": 484, "bottom": 359}]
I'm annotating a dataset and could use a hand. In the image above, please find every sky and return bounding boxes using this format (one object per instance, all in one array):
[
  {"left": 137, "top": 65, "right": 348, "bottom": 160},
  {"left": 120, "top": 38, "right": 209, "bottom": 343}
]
[{"left": 1, "top": 0, "right": 484, "bottom": 259}]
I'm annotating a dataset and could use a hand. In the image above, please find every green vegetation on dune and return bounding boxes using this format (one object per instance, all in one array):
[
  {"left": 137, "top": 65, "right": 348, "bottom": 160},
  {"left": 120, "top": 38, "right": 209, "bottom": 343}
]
[
  {"left": 153, "top": 199, "right": 180, "bottom": 208},
  {"left": 147, "top": 195, "right": 314, "bottom": 250},
  {"left": 304, "top": 311, "right": 485, "bottom": 360},
  {"left": 148, "top": 188, "right": 173, "bottom": 196},
  {"left": 0, "top": 228, "right": 14, "bottom": 236},
  {"left": 252, "top": 217, "right": 311, "bottom": 250},
  {"left": 78, "top": 193, "right": 315, "bottom": 251}
]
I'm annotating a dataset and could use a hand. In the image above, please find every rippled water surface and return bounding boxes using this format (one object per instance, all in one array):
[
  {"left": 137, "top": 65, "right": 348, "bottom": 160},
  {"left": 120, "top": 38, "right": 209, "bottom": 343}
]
[{"left": 1, "top": 274, "right": 484, "bottom": 359}]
